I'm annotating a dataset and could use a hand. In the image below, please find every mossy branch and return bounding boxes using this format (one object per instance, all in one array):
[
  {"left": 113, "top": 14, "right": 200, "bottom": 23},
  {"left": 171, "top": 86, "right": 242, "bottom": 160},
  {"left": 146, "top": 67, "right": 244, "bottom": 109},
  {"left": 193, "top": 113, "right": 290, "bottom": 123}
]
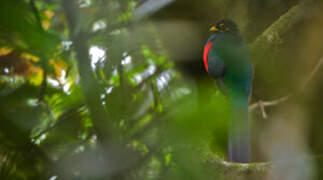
[
  {"left": 204, "top": 153, "right": 323, "bottom": 180},
  {"left": 249, "top": 1, "right": 313, "bottom": 61},
  {"left": 206, "top": 157, "right": 270, "bottom": 180},
  {"left": 248, "top": 1, "right": 321, "bottom": 118}
]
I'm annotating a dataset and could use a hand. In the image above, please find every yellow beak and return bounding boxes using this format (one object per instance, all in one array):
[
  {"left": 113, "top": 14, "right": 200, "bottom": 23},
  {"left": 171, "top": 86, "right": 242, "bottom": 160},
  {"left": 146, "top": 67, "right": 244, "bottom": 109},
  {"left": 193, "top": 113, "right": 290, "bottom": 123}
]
[{"left": 209, "top": 26, "right": 218, "bottom": 32}]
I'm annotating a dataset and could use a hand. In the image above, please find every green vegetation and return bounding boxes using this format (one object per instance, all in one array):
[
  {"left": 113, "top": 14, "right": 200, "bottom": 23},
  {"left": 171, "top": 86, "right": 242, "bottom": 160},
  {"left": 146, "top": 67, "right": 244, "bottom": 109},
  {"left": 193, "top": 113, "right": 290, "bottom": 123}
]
[{"left": 1, "top": 0, "right": 323, "bottom": 179}]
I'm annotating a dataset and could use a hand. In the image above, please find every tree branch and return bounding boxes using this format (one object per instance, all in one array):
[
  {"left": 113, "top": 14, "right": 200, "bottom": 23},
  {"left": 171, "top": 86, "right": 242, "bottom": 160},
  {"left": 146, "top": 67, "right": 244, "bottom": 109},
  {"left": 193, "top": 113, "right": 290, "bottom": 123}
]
[
  {"left": 250, "top": 1, "right": 313, "bottom": 60},
  {"left": 248, "top": 0, "right": 319, "bottom": 118},
  {"left": 206, "top": 157, "right": 270, "bottom": 179},
  {"left": 133, "top": 0, "right": 175, "bottom": 21},
  {"left": 29, "top": 0, "right": 42, "bottom": 29},
  {"left": 204, "top": 154, "right": 323, "bottom": 180},
  {"left": 38, "top": 70, "right": 47, "bottom": 103},
  {"left": 61, "top": 0, "right": 117, "bottom": 142}
]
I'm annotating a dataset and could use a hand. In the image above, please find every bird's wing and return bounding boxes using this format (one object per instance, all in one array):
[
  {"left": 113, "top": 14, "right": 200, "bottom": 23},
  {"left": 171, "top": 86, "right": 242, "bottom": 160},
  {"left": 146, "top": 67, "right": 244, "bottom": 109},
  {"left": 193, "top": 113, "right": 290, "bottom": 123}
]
[
  {"left": 207, "top": 43, "right": 226, "bottom": 79},
  {"left": 206, "top": 44, "right": 230, "bottom": 95}
]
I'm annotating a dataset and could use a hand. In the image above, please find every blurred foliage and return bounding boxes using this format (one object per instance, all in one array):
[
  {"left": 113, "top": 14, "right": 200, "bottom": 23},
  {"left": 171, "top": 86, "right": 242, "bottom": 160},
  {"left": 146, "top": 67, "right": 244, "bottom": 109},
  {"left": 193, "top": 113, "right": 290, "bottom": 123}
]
[{"left": 0, "top": 0, "right": 323, "bottom": 179}]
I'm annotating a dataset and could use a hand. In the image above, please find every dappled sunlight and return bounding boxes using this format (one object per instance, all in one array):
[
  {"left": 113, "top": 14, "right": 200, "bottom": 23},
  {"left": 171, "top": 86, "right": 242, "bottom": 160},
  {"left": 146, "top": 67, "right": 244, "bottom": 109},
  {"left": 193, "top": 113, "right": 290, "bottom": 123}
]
[
  {"left": 89, "top": 46, "right": 106, "bottom": 70},
  {"left": 61, "top": 41, "right": 72, "bottom": 51},
  {"left": 133, "top": 64, "right": 156, "bottom": 84},
  {"left": 156, "top": 70, "right": 171, "bottom": 91},
  {"left": 47, "top": 78, "right": 60, "bottom": 87},
  {"left": 92, "top": 20, "right": 107, "bottom": 32},
  {"left": 121, "top": 55, "right": 132, "bottom": 65}
]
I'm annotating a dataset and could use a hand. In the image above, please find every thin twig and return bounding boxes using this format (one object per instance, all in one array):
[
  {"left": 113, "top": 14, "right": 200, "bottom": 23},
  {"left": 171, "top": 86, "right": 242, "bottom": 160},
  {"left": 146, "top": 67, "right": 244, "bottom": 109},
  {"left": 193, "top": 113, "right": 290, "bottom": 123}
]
[
  {"left": 32, "top": 104, "right": 84, "bottom": 140},
  {"left": 29, "top": 0, "right": 49, "bottom": 103},
  {"left": 301, "top": 56, "right": 323, "bottom": 90},
  {"left": 29, "top": 0, "right": 42, "bottom": 29},
  {"left": 258, "top": 100, "right": 268, "bottom": 119},
  {"left": 249, "top": 94, "right": 293, "bottom": 111},
  {"left": 38, "top": 70, "right": 47, "bottom": 103},
  {"left": 249, "top": 56, "right": 323, "bottom": 117}
]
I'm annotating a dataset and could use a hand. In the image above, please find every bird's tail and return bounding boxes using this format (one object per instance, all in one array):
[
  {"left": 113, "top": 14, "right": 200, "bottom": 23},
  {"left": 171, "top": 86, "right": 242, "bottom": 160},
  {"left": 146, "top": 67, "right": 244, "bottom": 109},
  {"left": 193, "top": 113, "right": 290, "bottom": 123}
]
[{"left": 228, "top": 96, "right": 251, "bottom": 163}]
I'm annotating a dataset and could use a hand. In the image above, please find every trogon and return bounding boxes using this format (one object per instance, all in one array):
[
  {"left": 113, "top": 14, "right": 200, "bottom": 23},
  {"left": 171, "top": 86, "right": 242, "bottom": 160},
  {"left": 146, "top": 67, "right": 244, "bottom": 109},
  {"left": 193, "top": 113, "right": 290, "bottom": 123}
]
[{"left": 203, "top": 19, "right": 254, "bottom": 163}]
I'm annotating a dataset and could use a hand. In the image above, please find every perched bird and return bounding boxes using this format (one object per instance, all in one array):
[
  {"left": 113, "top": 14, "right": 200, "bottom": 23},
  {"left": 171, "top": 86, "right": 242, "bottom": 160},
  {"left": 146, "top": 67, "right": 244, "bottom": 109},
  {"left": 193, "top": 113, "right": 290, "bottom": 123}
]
[{"left": 203, "top": 19, "right": 254, "bottom": 163}]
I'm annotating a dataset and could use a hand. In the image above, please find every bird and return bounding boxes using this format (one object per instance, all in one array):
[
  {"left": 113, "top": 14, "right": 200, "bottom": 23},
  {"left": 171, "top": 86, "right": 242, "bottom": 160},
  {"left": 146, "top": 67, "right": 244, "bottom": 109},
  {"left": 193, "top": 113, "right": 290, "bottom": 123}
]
[{"left": 203, "top": 19, "right": 254, "bottom": 163}]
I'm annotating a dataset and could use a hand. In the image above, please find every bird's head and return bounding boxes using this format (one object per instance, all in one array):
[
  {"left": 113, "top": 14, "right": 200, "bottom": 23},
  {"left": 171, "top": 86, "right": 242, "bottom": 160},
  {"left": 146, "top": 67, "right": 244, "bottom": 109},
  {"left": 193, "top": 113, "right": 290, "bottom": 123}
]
[{"left": 209, "top": 19, "right": 239, "bottom": 34}]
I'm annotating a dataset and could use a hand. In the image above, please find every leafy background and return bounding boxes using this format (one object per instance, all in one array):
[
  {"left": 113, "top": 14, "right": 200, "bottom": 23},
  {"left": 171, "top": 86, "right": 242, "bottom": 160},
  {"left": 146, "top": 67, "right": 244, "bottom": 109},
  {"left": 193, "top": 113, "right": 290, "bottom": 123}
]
[{"left": 0, "top": 0, "right": 323, "bottom": 179}]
